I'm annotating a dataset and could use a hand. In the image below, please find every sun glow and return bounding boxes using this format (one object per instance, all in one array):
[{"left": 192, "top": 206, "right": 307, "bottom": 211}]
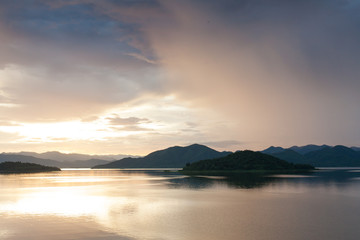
[
  {"left": 0, "top": 118, "right": 153, "bottom": 144},
  {"left": 0, "top": 94, "right": 209, "bottom": 154},
  {"left": 21, "top": 122, "right": 103, "bottom": 140},
  {"left": 0, "top": 96, "right": 196, "bottom": 142}
]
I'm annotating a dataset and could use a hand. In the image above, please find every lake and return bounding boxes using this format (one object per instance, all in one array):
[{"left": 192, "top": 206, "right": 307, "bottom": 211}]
[{"left": 1, "top": 168, "right": 360, "bottom": 240}]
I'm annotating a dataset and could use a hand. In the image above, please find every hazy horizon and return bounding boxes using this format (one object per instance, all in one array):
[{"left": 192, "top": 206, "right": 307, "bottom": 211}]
[{"left": 1, "top": 0, "right": 360, "bottom": 155}]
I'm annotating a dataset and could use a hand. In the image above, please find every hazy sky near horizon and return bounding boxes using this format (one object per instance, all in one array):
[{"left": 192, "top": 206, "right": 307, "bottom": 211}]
[{"left": 1, "top": 0, "right": 360, "bottom": 155}]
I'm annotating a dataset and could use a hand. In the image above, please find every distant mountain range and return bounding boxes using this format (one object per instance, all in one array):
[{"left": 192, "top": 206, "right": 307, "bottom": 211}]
[
  {"left": 2, "top": 144, "right": 360, "bottom": 169},
  {"left": 4, "top": 151, "right": 135, "bottom": 162},
  {"left": 261, "top": 145, "right": 360, "bottom": 167},
  {"left": 0, "top": 154, "right": 61, "bottom": 167},
  {"left": 0, "top": 154, "right": 111, "bottom": 168},
  {"left": 93, "top": 144, "right": 231, "bottom": 168},
  {"left": 0, "top": 151, "right": 139, "bottom": 168}
]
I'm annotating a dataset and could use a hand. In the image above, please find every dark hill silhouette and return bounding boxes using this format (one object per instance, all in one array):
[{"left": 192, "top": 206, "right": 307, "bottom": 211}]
[
  {"left": 261, "top": 146, "right": 285, "bottom": 154},
  {"left": 270, "top": 149, "right": 308, "bottom": 164},
  {"left": 304, "top": 145, "right": 360, "bottom": 167},
  {"left": 289, "top": 144, "right": 329, "bottom": 154},
  {"left": 182, "top": 150, "right": 314, "bottom": 171},
  {"left": 262, "top": 145, "right": 360, "bottom": 167},
  {"left": 93, "top": 144, "right": 231, "bottom": 168},
  {"left": 351, "top": 147, "right": 360, "bottom": 151}
]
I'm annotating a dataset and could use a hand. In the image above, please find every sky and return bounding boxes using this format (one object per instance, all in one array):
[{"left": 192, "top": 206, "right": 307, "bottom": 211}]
[{"left": 0, "top": 0, "right": 360, "bottom": 155}]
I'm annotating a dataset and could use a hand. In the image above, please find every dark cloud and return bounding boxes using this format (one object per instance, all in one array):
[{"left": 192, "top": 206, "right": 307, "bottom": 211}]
[
  {"left": 0, "top": 0, "right": 161, "bottom": 69},
  {"left": 142, "top": 0, "right": 360, "bottom": 148},
  {"left": 0, "top": 1, "right": 138, "bottom": 67},
  {"left": 159, "top": 0, "right": 360, "bottom": 87},
  {"left": 0, "top": 0, "right": 165, "bottom": 122}
]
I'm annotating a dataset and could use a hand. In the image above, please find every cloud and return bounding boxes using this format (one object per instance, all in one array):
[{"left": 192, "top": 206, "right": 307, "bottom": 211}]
[
  {"left": 185, "top": 122, "right": 198, "bottom": 128},
  {"left": 106, "top": 115, "right": 154, "bottom": 132},
  {"left": 137, "top": 0, "right": 360, "bottom": 148},
  {"left": 81, "top": 116, "right": 99, "bottom": 122},
  {"left": 0, "top": 131, "right": 22, "bottom": 143},
  {"left": 125, "top": 52, "right": 157, "bottom": 64},
  {"left": 43, "top": 0, "right": 162, "bottom": 62},
  {"left": 48, "top": 137, "right": 72, "bottom": 142},
  {"left": 0, "top": 121, "right": 22, "bottom": 127},
  {"left": 106, "top": 116, "right": 151, "bottom": 126},
  {"left": 0, "top": 93, "right": 12, "bottom": 103},
  {"left": 1, "top": 0, "right": 360, "bottom": 153},
  {"left": 0, "top": 1, "right": 165, "bottom": 122},
  {"left": 110, "top": 126, "right": 153, "bottom": 132}
]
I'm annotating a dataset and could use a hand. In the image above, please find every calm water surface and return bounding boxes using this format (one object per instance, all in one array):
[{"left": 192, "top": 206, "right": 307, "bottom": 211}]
[{"left": 1, "top": 168, "right": 360, "bottom": 240}]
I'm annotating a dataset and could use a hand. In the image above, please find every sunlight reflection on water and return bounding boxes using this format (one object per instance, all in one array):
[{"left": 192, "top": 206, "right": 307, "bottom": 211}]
[
  {"left": 1, "top": 168, "right": 360, "bottom": 240},
  {"left": 0, "top": 186, "right": 114, "bottom": 217}
]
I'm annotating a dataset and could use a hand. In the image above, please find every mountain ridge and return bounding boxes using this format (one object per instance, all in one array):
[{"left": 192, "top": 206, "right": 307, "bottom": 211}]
[
  {"left": 261, "top": 144, "right": 360, "bottom": 167},
  {"left": 93, "top": 144, "right": 231, "bottom": 168}
]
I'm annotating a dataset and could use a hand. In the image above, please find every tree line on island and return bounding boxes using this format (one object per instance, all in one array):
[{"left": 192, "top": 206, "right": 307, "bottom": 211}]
[
  {"left": 0, "top": 162, "right": 61, "bottom": 173},
  {"left": 182, "top": 150, "right": 314, "bottom": 172}
]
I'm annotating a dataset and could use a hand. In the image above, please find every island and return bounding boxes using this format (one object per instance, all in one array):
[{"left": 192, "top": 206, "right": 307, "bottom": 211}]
[
  {"left": 181, "top": 150, "right": 315, "bottom": 173},
  {"left": 0, "top": 162, "right": 61, "bottom": 173}
]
